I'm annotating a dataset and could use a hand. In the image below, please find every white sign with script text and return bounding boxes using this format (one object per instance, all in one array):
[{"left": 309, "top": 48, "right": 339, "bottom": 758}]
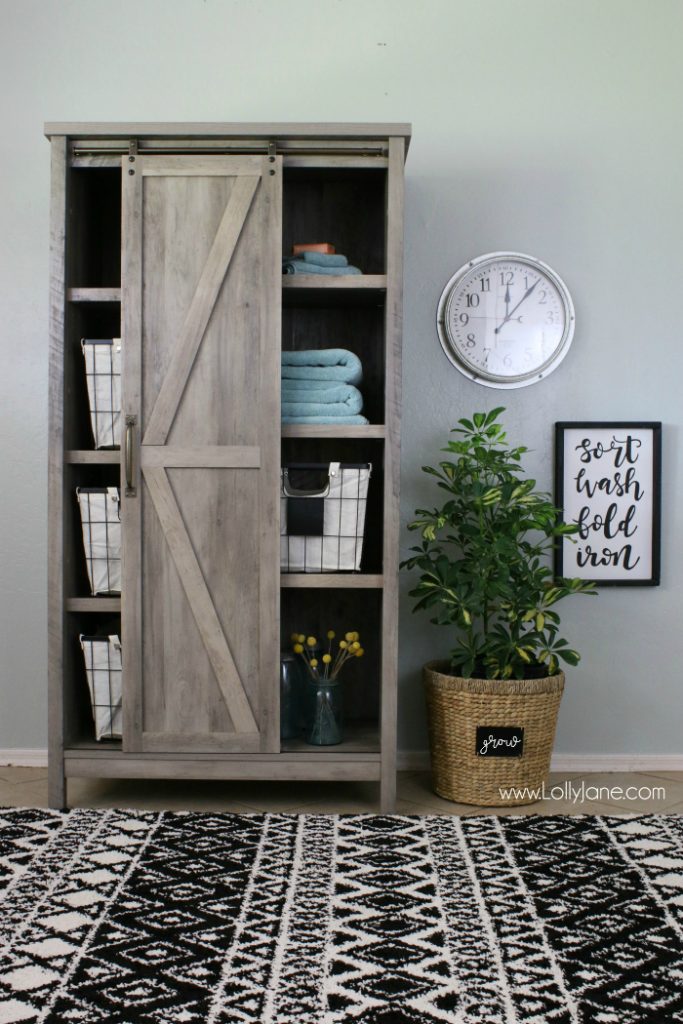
[{"left": 557, "top": 424, "right": 660, "bottom": 584}]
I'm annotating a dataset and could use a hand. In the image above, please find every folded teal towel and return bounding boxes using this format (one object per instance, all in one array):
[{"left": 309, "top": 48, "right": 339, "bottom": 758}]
[
  {"left": 301, "top": 252, "right": 348, "bottom": 267},
  {"left": 282, "top": 383, "right": 363, "bottom": 418},
  {"left": 282, "top": 349, "right": 362, "bottom": 386},
  {"left": 281, "top": 413, "right": 369, "bottom": 425},
  {"left": 282, "top": 259, "right": 362, "bottom": 276}
]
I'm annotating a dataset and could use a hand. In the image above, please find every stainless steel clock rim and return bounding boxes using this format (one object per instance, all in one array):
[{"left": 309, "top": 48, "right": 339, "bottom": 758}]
[{"left": 436, "top": 251, "right": 576, "bottom": 389}]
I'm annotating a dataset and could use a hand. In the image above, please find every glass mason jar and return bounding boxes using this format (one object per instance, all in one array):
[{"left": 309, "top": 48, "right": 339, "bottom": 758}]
[
  {"left": 279, "top": 652, "right": 302, "bottom": 741},
  {"left": 304, "top": 678, "right": 343, "bottom": 745}
]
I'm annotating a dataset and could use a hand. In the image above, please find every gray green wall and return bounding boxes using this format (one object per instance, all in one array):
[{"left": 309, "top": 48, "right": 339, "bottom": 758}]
[{"left": 0, "top": 0, "right": 680, "bottom": 755}]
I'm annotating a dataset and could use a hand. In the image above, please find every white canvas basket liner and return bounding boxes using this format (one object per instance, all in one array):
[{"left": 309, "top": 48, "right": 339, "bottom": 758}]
[
  {"left": 82, "top": 338, "right": 122, "bottom": 449},
  {"left": 77, "top": 487, "right": 121, "bottom": 595},
  {"left": 79, "top": 634, "right": 122, "bottom": 740}
]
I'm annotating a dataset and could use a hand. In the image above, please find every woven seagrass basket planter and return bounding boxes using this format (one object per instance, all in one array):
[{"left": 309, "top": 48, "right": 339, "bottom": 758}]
[{"left": 423, "top": 661, "right": 565, "bottom": 807}]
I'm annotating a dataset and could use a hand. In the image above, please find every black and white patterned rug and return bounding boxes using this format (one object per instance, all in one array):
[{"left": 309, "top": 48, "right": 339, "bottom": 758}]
[{"left": 1, "top": 809, "right": 682, "bottom": 1023}]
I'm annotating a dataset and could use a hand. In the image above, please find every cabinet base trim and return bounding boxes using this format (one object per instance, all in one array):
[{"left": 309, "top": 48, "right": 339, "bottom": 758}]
[{"left": 64, "top": 754, "right": 380, "bottom": 781}]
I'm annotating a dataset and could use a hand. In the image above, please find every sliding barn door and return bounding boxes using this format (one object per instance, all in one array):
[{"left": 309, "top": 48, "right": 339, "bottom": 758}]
[{"left": 121, "top": 155, "right": 281, "bottom": 753}]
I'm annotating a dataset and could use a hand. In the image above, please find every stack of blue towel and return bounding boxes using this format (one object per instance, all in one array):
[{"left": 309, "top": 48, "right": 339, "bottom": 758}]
[
  {"left": 282, "top": 349, "right": 368, "bottom": 425},
  {"left": 282, "top": 252, "right": 362, "bottom": 276}
]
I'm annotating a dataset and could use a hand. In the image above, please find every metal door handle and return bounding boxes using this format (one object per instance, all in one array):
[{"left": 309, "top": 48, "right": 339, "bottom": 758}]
[{"left": 125, "top": 415, "right": 137, "bottom": 497}]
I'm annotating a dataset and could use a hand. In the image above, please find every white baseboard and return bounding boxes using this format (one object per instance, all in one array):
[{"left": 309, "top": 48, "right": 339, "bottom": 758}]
[
  {"left": 397, "top": 751, "right": 683, "bottom": 774},
  {"left": 0, "top": 749, "right": 48, "bottom": 768},
  {"left": 1, "top": 748, "right": 681, "bottom": 775}
]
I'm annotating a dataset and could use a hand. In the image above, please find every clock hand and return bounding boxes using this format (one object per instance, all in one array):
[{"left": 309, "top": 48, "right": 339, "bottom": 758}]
[{"left": 495, "top": 279, "right": 540, "bottom": 334}]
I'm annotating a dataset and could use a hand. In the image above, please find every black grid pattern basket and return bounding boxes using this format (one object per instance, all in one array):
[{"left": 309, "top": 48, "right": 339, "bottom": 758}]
[
  {"left": 82, "top": 338, "right": 122, "bottom": 449},
  {"left": 280, "top": 462, "right": 371, "bottom": 573},
  {"left": 79, "top": 634, "right": 122, "bottom": 740},
  {"left": 76, "top": 487, "right": 121, "bottom": 595}
]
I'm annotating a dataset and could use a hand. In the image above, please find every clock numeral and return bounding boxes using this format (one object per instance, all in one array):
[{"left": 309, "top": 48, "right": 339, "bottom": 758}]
[
  {"left": 466, "top": 293, "right": 480, "bottom": 308},
  {"left": 459, "top": 313, "right": 469, "bottom": 325},
  {"left": 465, "top": 333, "right": 476, "bottom": 348},
  {"left": 546, "top": 310, "right": 556, "bottom": 324},
  {"left": 482, "top": 347, "right": 491, "bottom": 364},
  {"left": 480, "top": 278, "right": 491, "bottom": 293},
  {"left": 503, "top": 354, "right": 513, "bottom": 368},
  {"left": 524, "top": 348, "right": 534, "bottom": 362},
  {"left": 499, "top": 271, "right": 514, "bottom": 286},
  {"left": 538, "top": 289, "right": 548, "bottom": 304},
  {"left": 524, "top": 275, "right": 536, "bottom": 290}
]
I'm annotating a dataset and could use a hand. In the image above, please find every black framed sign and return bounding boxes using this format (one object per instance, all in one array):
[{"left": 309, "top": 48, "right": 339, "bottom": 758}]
[{"left": 554, "top": 422, "right": 661, "bottom": 586}]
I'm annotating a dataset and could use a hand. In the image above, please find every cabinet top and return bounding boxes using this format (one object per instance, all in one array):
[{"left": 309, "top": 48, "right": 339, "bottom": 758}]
[{"left": 44, "top": 121, "right": 411, "bottom": 151}]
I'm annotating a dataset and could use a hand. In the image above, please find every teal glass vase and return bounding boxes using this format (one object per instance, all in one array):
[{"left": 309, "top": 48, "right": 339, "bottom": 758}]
[{"left": 304, "top": 679, "right": 343, "bottom": 745}]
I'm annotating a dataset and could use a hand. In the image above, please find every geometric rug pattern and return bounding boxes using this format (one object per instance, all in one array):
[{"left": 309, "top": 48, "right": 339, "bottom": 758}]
[{"left": 0, "top": 809, "right": 682, "bottom": 1023}]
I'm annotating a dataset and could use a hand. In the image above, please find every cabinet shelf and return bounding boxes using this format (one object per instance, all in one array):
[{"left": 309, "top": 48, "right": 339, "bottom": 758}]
[
  {"left": 66, "top": 597, "right": 121, "bottom": 612},
  {"left": 281, "top": 574, "right": 383, "bottom": 589},
  {"left": 281, "top": 721, "right": 379, "bottom": 755},
  {"left": 281, "top": 424, "right": 385, "bottom": 439},
  {"left": 282, "top": 275, "right": 386, "bottom": 306},
  {"left": 67, "top": 287, "right": 121, "bottom": 303},
  {"left": 66, "top": 450, "right": 120, "bottom": 464},
  {"left": 64, "top": 722, "right": 379, "bottom": 759}
]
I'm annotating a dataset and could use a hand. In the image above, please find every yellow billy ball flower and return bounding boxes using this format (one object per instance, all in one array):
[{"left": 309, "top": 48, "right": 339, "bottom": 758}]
[
  {"left": 310, "top": 658, "right": 318, "bottom": 668},
  {"left": 297, "top": 634, "right": 305, "bottom": 643},
  {"left": 293, "top": 643, "right": 304, "bottom": 654},
  {"left": 322, "top": 653, "right": 332, "bottom": 664},
  {"left": 339, "top": 640, "right": 348, "bottom": 649},
  {"left": 327, "top": 629, "right": 336, "bottom": 639},
  {"left": 351, "top": 641, "right": 360, "bottom": 651},
  {"left": 306, "top": 636, "right": 317, "bottom": 647},
  {"left": 290, "top": 633, "right": 298, "bottom": 642},
  {"left": 345, "top": 632, "right": 354, "bottom": 642},
  {"left": 352, "top": 631, "right": 360, "bottom": 641},
  {"left": 355, "top": 648, "right": 364, "bottom": 657}
]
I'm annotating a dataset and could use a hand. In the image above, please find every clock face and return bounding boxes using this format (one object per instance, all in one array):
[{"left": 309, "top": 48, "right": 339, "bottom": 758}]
[{"left": 437, "top": 252, "right": 575, "bottom": 388}]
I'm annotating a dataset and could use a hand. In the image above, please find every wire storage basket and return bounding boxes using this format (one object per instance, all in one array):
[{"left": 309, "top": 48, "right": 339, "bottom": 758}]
[
  {"left": 280, "top": 462, "right": 371, "bottom": 572},
  {"left": 77, "top": 487, "right": 121, "bottom": 595},
  {"left": 79, "top": 634, "right": 122, "bottom": 740},
  {"left": 82, "top": 338, "right": 122, "bottom": 449}
]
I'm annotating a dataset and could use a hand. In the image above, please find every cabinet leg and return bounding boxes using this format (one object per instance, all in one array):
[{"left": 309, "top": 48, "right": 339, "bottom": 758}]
[
  {"left": 380, "top": 771, "right": 396, "bottom": 815},
  {"left": 48, "top": 761, "right": 67, "bottom": 810}
]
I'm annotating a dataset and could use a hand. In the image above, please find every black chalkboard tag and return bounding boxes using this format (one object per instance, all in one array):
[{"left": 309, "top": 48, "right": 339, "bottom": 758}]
[{"left": 476, "top": 726, "right": 524, "bottom": 758}]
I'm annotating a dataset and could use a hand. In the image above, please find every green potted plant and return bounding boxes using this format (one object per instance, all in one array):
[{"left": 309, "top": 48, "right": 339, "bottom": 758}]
[{"left": 402, "top": 408, "right": 595, "bottom": 806}]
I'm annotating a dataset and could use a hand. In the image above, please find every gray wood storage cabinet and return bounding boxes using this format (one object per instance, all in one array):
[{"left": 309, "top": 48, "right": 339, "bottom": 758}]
[{"left": 46, "top": 123, "right": 410, "bottom": 812}]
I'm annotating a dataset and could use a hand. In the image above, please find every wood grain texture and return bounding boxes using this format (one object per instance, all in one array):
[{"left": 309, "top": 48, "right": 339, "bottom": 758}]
[
  {"left": 47, "top": 136, "right": 67, "bottom": 809},
  {"left": 143, "top": 466, "right": 259, "bottom": 735},
  {"left": 140, "top": 446, "right": 260, "bottom": 468},
  {"left": 143, "top": 172, "right": 259, "bottom": 445},
  {"left": 70, "top": 156, "right": 123, "bottom": 169},
  {"left": 257, "top": 156, "right": 282, "bottom": 754},
  {"left": 380, "top": 137, "right": 405, "bottom": 814},
  {"left": 281, "top": 425, "right": 386, "bottom": 439},
  {"left": 64, "top": 755, "right": 381, "bottom": 781},
  {"left": 129, "top": 156, "right": 279, "bottom": 755},
  {"left": 283, "top": 156, "right": 388, "bottom": 169},
  {"left": 45, "top": 122, "right": 412, "bottom": 148},
  {"left": 121, "top": 156, "right": 144, "bottom": 751},
  {"left": 67, "top": 287, "right": 121, "bottom": 302},
  {"left": 282, "top": 275, "right": 386, "bottom": 291},
  {"left": 65, "top": 450, "right": 120, "bottom": 464},
  {"left": 280, "top": 574, "right": 384, "bottom": 589},
  {"left": 66, "top": 597, "right": 121, "bottom": 612},
  {"left": 140, "top": 155, "right": 263, "bottom": 176}
]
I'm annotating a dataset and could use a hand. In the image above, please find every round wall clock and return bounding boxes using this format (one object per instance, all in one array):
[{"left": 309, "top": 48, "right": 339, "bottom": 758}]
[{"left": 436, "top": 252, "right": 575, "bottom": 389}]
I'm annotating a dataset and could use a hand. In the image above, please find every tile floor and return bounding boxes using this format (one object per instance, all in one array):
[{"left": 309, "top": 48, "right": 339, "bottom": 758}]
[{"left": 0, "top": 767, "right": 681, "bottom": 816}]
